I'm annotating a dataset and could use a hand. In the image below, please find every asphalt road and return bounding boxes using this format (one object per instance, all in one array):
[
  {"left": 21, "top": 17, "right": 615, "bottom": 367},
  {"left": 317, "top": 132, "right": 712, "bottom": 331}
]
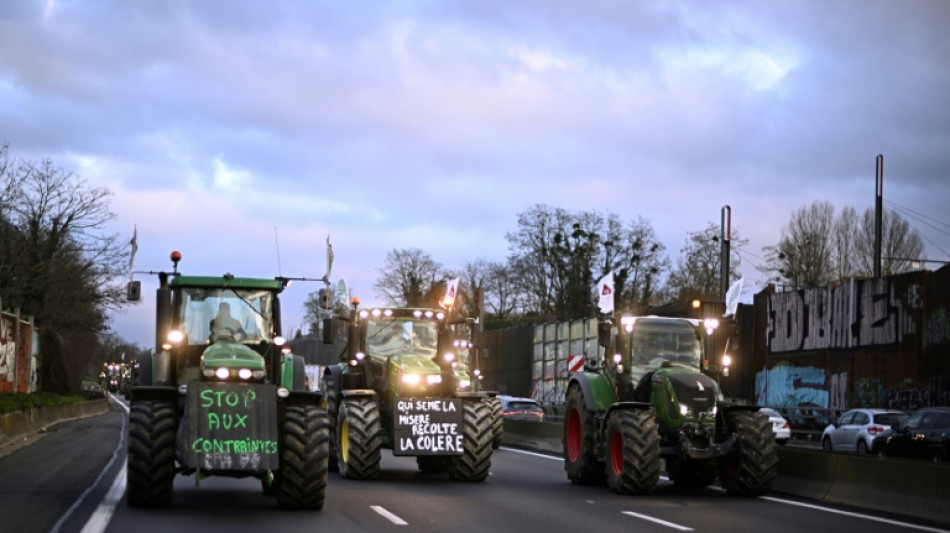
[{"left": 2, "top": 397, "right": 947, "bottom": 533}]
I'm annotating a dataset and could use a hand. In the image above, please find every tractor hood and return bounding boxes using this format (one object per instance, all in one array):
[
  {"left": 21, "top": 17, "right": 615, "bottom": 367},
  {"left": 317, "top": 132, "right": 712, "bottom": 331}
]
[
  {"left": 202, "top": 341, "right": 266, "bottom": 370},
  {"left": 656, "top": 366, "right": 719, "bottom": 417},
  {"left": 389, "top": 352, "right": 442, "bottom": 375}
]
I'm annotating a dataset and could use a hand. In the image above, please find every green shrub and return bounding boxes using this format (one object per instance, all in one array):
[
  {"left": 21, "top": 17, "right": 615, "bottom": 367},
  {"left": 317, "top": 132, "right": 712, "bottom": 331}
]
[{"left": 0, "top": 392, "right": 89, "bottom": 415}]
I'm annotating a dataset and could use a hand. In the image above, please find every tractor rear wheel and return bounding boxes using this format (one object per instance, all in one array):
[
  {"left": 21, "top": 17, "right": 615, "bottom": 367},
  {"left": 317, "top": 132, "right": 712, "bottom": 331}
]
[
  {"left": 486, "top": 397, "right": 503, "bottom": 449},
  {"left": 322, "top": 371, "right": 340, "bottom": 472},
  {"left": 719, "top": 411, "right": 778, "bottom": 496},
  {"left": 564, "top": 384, "right": 606, "bottom": 485},
  {"left": 127, "top": 401, "right": 176, "bottom": 507},
  {"left": 448, "top": 400, "right": 493, "bottom": 481},
  {"left": 276, "top": 405, "right": 330, "bottom": 510},
  {"left": 605, "top": 409, "right": 660, "bottom": 494},
  {"left": 337, "top": 397, "right": 382, "bottom": 480}
]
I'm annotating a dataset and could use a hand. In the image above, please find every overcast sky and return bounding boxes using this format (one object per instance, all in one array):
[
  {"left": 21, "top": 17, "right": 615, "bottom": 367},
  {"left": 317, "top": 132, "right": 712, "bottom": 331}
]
[{"left": 2, "top": 1, "right": 948, "bottom": 346}]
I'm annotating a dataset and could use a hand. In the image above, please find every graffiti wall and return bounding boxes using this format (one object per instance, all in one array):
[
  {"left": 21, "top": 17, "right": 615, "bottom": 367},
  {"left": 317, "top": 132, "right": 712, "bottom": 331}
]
[
  {"left": 747, "top": 267, "right": 950, "bottom": 409},
  {"left": 0, "top": 307, "right": 36, "bottom": 394}
]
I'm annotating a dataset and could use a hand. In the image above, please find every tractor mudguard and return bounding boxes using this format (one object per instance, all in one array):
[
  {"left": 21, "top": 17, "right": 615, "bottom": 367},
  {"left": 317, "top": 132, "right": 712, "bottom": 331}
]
[
  {"left": 716, "top": 402, "right": 759, "bottom": 435},
  {"left": 454, "top": 391, "right": 490, "bottom": 400},
  {"left": 568, "top": 372, "right": 616, "bottom": 413},
  {"left": 604, "top": 401, "right": 653, "bottom": 423},
  {"left": 130, "top": 385, "right": 177, "bottom": 404},
  {"left": 281, "top": 390, "right": 324, "bottom": 407}
]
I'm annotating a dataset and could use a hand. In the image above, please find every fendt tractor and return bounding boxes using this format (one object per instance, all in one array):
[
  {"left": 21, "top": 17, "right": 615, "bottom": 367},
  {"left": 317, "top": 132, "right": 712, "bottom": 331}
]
[
  {"left": 564, "top": 315, "right": 777, "bottom": 496},
  {"left": 321, "top": 303, "right": 495, "bottom": 481},
  {"left": 126, "top": 251, "right": 330, "bottom": 510}
]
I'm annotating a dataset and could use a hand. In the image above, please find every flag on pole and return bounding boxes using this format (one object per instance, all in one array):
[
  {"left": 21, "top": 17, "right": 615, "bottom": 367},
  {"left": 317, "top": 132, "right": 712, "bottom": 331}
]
[
  {"left": 442, "top": 277, "right": 460, "bottom": 309},
  {"left": 723, "top": 277, "right": 744, "bottom": 317},
  {"left": 596, "top": 271, "right": 614, "bottom": 314},
  {"left": 128, "top": 224, "right": 138, "bottom": 282}
]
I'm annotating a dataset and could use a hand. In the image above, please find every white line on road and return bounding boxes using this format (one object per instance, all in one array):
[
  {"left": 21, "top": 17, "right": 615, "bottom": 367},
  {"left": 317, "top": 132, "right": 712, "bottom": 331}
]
[
  {"left": 499, "top": 447, "right": 562, "bottom": 461},
  {"left": 81, "top": 463, "right": 127, "bottom": 533},
  {"left": 50, "top": 394, "right": 129, "bottom": 533},
  {"left": 371, "top": 505, "right": 409, "bottom": 526},
  {"left": 622, "top": 511, "right": 694, "bottom": 531},
  {"left": 759, "top": 496, "right": 950, "bottom": 533}
]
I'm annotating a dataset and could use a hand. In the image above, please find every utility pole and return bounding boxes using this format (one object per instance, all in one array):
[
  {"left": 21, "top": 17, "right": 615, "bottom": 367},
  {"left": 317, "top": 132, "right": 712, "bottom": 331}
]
[{"left": 874, "top": 154, "right": 884, "bottom": 278}]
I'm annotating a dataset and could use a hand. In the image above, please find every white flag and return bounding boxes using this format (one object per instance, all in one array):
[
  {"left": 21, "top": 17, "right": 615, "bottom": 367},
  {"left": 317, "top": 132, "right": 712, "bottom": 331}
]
[
  {"left": 128, "top": 224, "right": 138, "bottom": 282},
  {"left": 723, "top": 277, "right": 744, "bottom": 317},
  {"left": 596, "top": 271, "right": 614, "bottom": 314},
  {"left": 442, "top": 277, "right": 460, "bottom": 309}
]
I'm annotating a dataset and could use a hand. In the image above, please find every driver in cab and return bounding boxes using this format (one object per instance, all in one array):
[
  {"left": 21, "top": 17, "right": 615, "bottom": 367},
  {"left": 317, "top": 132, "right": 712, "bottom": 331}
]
[{"left": 210, "top": 302, "right": 245, "bottom": 342}]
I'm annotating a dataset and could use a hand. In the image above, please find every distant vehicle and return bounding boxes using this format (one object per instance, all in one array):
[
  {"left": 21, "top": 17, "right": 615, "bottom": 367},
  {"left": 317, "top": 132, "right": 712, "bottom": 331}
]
[
  {"left": 884, "top": 407, "right": 950, "bottom": 462},
  {"left": 498, "top": 396, "right": 545, "bottom": 422},
  {"left": 821, "top": 408, "right": 907, "bottom": 454},
  {"left": 759, "top": 408, "right": 790, "bottom": 445}
]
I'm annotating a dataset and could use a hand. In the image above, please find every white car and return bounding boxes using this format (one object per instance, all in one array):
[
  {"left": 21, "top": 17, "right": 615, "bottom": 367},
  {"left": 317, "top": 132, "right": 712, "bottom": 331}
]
[
  {"left": 759, "top": 407, "right": 790, "bottom": 445},
  {"left": 822, "top": 408, "right": 907, "bottom": 454}
]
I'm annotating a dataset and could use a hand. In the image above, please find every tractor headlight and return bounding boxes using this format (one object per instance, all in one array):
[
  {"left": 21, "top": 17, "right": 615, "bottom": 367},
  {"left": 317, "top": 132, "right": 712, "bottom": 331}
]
[
  {"left": 458, "top": 379, "right": 471, "bottom": 389},
  {"left": 215, "top": 367, "right": 230, "bottom": 380},
  {"left": 167, "top": 329, "right": 185, "bottom": 344},
  {"left": 427, "top": 375, "right": 442, "bottom": 385},
  {"left": 402, "top": 373, "right": 421, "bottom": 385},
  {"left": 238, "top": 368, "right": 252, "bottom": 380},
  {"left": 679, "top": 403, "right": 690, "bottom": 416}
]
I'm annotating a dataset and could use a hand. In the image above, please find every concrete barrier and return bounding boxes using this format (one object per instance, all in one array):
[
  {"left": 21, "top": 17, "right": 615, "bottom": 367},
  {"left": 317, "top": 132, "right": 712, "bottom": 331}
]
[
  {"left": 0, "top": 398, "right": 112, "bottom": 449},
  {"left": 501, "top": 419, "right": 950, "bottom": 527}
]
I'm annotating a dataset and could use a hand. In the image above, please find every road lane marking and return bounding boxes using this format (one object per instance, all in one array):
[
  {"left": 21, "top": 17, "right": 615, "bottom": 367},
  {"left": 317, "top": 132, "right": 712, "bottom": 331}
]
[
  {"left": 50, "top": 394, "right": 128, "bottom": 533},
  {"left": 759, "top": 496, "right": 950, "bottom": 533},
  {"left": 499, "top": 447, "right": 562, "bottom": 461},
  {"left": 372, "top": 505, "right": 409, "bottom": 525},
  {"left": 622, "top": 511, "right": 694, "bottom": 531},
  {"left": 81, "top": 463, "right": 127, "bottom": 533}
]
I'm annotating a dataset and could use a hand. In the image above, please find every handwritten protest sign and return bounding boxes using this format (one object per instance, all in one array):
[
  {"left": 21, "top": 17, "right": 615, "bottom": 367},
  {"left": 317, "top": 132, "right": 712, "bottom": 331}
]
[{"left": 393, "top": 398, "right": 464, "bottom": 456}]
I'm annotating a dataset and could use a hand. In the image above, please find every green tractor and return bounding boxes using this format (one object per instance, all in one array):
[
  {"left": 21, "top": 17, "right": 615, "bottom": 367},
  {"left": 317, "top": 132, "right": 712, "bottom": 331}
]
[
  {"left": 564, "top": 315, "right": 777, "bottom": 496},
  {"left": 321, "top": 305, "right": 495, "bottom": 481},
  {"left": 126, "top": 251, "right": 329, "bottom": 510}
]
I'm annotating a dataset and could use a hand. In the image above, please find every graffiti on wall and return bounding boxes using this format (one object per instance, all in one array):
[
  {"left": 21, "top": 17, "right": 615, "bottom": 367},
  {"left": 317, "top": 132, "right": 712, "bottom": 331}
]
[
  {"left": 768, "top": 277, "right": 922, "bottom": 353},
  {"left": 0, "top": 316, "right": 16, "bottom": 384},
  {"left": 926, "top": 308, "right": 950, "bottom": 347},
  {"left": 754, "top": 365, "right": 830, "bottom": 408}
]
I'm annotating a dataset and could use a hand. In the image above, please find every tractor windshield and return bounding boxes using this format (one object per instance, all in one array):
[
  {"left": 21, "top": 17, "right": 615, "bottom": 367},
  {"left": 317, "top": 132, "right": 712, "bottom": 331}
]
[
  {"left": 177, "top": 287, "right": 274, "bottom": 345},
  {"left": 364, "top": 317, "right": 438, "bottom": 362},
  {"left": 630, "top": 318, "right": 702, "bottom": 370}
]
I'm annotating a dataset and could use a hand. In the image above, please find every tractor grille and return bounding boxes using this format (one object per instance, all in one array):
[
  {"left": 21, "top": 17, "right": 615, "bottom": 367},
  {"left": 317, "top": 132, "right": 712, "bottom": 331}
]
[{"left": 668, "top": 373, "right": 718, "bottom": 414}]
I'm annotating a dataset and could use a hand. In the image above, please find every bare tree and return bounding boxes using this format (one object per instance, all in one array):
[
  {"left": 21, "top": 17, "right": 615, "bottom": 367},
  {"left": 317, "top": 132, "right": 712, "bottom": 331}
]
[
  {"left": 762, "top": 201, "right": 836, "bottom": 289},
  {"left": 832, "top": 206, "right": 859, "bottom": 282},
  {"left": 855, "top": 208, "right": 925, "bottom": 276},
  {"left": 668, "top": 221, "right": 746, "bottom": 300},
  {"left": 0, "top": 145, "right": 128, "bottom": 393},
  {"left": 373, "top": 248, "right": 445, "bottom": 307}
]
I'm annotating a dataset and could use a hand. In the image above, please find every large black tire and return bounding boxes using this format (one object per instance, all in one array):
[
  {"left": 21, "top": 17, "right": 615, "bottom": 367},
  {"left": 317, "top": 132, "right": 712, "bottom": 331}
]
[
  {"left": 127, "top": 401, "right": 176, "bottom": 507},
  {"left": 719, "top": 411, "right": 778, "bottom": 496},
  {"left": 322, "top": 371, "right": 340, "bottom": 472},
  {"left": 417, "top": 456, "right": 451, "bottom": 473},
  {"left": 448, "top": 400, "right": 493, "bottom": 481},
  {"left": 605, "top": 409, "right": 660, "bottom": 494},
  {"left": 486, "top": 397, "right": 504, "bottom": 449},
  {"left": 276, "top": 405, "right": 330, "bottom": 510},
  {"left": 563, "top": 384, "right": 606, "bottom": 485},
  {"left": 337, "top": 397, "right": 382, "bottom": 480},
  {"left": 667, "top": 457, "right": 718, "bottom": 488}
]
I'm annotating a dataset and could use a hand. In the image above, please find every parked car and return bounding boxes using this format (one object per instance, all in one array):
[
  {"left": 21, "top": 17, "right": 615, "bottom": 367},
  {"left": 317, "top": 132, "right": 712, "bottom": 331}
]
[
  {"left": 884, "top": 407, "right": 950, "bottom": 462},
  {"left": 497, "top": 395, "right": 545, "bottom": 422},
  {"left": 759, "top": 407, "right": 791, "bottom": 445},
  {"left": 821, "top": 408, "right": 907, "bottom": 454}
]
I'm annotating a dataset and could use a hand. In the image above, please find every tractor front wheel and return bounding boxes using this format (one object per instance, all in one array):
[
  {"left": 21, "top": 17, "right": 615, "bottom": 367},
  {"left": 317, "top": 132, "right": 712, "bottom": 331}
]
[
  {"left": 337, "top": 397, "right": 382, "bottom": 480},
  {"left": 564, "top": 385, "right": 606, "bottom": 485},
  {"left": 604, "top": 409, "right": 660, "bottom": 494},
  {"left": 448, "top": 401, "right": 493, "bottom": 481},
  {"left": 719, "top": 411, "right": 778, "bottom": 496},
  {"left": 127, "top": 401, "right": 176, "bottom": 507},
  {"left": 276, "top": 405, "right": 330, "bottom": 510},
  {"left": 322, "top": 371, "right": 340, "bottom": 472}
]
